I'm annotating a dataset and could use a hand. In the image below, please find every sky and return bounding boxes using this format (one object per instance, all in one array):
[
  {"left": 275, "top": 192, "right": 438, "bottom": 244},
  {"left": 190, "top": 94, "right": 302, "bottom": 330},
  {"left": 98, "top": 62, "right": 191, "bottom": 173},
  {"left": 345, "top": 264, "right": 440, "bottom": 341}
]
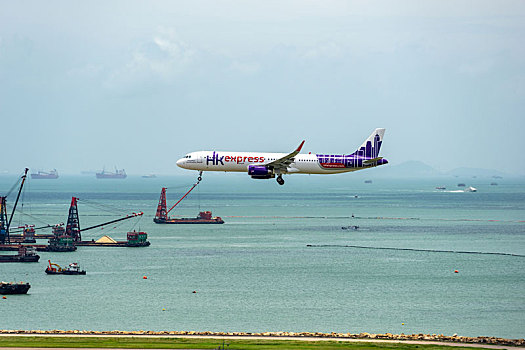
[{"left": 1, "top": 0, "right": 524, "bottom": 176}]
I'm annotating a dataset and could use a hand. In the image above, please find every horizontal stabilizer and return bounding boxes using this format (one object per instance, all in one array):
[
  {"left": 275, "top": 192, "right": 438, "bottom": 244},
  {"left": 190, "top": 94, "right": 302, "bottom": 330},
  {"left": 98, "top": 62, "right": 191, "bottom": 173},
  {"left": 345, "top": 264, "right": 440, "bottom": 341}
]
[{"left": 363, "top": 157, "right": 383, "bottom": 164}]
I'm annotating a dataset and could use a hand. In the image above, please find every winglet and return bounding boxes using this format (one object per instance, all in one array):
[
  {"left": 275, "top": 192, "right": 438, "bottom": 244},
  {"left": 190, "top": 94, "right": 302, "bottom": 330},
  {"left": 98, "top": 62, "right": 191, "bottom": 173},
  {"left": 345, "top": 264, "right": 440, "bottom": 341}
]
[{"left": 296, "top": 140, "right": 305, "bottom": 153}]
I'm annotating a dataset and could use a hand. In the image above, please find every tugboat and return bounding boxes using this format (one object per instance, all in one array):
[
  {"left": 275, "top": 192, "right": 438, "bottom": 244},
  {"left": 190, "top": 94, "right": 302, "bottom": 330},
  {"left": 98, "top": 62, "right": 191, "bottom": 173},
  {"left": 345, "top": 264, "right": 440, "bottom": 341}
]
[
  {"left": 47, "top": 225, "right": 76, "bottom": 252},
  {"left": 126, "top": 231, "right": 150, "bottom": 246},
  {"left": 22, "top": 226, "right": 36, "bottom": 243},
  {"left": 45, "top": 260, "right": 86, "bottom": 275},
  {"left": 0, "top": 281, "right": 31, "bottom": 294}
]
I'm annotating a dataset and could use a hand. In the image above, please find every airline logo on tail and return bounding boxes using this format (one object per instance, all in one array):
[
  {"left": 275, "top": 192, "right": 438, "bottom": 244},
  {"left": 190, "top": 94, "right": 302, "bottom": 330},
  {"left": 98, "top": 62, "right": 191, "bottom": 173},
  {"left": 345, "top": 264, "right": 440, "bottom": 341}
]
[
  {"left": 317, "top": 129, "right": 386, "bottom": 169},
  {"left": 177, "top": 128, "right": 387, "bottom": 185}
]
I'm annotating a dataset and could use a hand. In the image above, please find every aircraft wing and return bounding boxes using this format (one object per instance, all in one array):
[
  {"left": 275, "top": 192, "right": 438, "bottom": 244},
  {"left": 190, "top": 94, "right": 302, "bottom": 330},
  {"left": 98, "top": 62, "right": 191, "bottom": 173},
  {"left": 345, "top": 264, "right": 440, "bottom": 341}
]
[{"left": 264, "top": 140, "right": 305, "bottom": 173}]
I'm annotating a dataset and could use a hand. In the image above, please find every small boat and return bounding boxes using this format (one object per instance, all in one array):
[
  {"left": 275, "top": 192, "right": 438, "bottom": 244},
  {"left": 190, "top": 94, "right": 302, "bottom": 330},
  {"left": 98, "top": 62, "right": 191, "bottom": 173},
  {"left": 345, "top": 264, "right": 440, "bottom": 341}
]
[
  {"left": 457, "top": 183, "right": 466, "bottom": 187},
  {"left": 0, "top": 281, "right": 31, "bottom": 294},
  {"left": 490, "top": 182, "right": 498, "bottom": 186},
  {"left": 45, "top": 260, "right": 86, "bottom": 275},
  {"left": 364, "top": 180, "right": 372, "bottom": 184},
  {"left": 141, "top": 174, "right": 157, "bottom": 178},
  {"left": 435, "top": 186, "right": 446, "bottom": 190},
  {"left": 465, "top": 186, "right": 477, "bottom": 192}
]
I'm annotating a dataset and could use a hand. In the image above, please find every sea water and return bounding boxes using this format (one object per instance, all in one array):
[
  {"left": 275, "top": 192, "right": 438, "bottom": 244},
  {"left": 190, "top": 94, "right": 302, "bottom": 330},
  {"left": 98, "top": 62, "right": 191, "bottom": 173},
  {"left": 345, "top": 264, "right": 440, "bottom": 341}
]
[{"left": 0, "top": 173, "right": 524, "bottom": 339}]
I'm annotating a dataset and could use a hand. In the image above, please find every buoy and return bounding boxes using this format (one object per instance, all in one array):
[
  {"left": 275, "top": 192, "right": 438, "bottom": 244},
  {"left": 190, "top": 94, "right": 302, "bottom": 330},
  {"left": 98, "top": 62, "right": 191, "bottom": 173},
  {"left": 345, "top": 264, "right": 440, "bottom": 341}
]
[
  {"left": 143, "top": 276, "right": 148, "bottom": 279},
  {"left": 454, "top": 270, "right": 459, "bottom": 273},
  {"left": 402, "top": 323, "right": 404, "bottom": 325},
  {"left": 192, "top": 290, "right": 197, "bottom": 294},
  {"left": 162, "top": 308, "right": 166, "bottom": 311},
  {"left": 2, "top": 296, "right": 6, "bottom": 299}
]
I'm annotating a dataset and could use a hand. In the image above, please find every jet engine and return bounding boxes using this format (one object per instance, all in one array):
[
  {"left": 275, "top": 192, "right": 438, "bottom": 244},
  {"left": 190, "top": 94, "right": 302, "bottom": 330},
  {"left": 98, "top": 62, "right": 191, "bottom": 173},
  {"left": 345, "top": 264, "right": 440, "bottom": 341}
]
[{"left": 248, "top": 165, "right": 275, "bottom": 179}]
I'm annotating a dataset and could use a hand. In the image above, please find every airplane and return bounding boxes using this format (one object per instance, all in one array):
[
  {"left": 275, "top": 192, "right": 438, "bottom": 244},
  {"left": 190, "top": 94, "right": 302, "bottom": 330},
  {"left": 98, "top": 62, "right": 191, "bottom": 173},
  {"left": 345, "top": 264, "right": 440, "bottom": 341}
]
[{"left": 176, "top": 128, "right": 388, "bottom": 185}]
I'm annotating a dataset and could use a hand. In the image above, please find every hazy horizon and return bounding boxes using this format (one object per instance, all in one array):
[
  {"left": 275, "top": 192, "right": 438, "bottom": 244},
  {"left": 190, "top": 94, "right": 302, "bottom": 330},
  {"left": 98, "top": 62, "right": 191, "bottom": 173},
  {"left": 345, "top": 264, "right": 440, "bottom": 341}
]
[{"left": 1, "top": 1, "right": 524, "bottom": 176}]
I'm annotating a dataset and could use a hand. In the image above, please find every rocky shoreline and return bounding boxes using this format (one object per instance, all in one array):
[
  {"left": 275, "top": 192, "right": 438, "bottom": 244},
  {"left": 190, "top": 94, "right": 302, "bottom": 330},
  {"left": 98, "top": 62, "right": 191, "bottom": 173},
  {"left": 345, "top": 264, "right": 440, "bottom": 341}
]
[{"left": 0, "top": 329, "right": 523, "bottom": 347}]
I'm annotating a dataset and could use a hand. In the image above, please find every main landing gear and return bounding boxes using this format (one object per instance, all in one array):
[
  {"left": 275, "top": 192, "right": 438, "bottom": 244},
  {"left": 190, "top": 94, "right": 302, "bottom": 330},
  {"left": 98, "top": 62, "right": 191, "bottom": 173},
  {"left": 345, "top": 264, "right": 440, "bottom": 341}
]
[
  {"left": 276, "top": 174, "right": 285, "bottom": 186},
  {"left": 197, "top": 171, "right": 203, "bottom": 182}
]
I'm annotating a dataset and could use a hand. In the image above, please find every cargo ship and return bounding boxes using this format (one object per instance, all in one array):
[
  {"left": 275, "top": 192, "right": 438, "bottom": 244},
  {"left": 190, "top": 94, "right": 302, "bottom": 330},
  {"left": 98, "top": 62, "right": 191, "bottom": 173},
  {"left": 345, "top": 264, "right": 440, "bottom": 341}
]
[
  {"left": 0, "top": 281, "right": 31, "bottom": 294},
  {"left": 96, "top": 168, "right": 127, "bottom": 179},
  {"left": 30, "top": 169, "right": 58, "bottom": 179},
  {"left": 154, "top": 187, "right": 224, "bottom": 224},
  {"left": 0, "top": 246, "right": 40, "bottom": 263}
]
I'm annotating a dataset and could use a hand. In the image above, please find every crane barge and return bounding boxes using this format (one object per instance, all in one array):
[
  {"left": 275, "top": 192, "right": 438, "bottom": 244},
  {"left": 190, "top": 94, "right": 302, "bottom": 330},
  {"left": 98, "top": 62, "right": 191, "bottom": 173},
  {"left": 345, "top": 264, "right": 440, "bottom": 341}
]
[
  {"left": 49, "top": 197, "right": 149, "bottom": 249},
  {"left": 154, "top": 175, "right": 224, "bottom": 224}
]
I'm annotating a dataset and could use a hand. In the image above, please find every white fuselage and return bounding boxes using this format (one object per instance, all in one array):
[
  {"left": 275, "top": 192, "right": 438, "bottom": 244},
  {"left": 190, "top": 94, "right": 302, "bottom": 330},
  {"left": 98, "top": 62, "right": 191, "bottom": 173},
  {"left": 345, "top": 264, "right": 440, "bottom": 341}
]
[{"left": 177, "top": 151, "right": 359, "bottom": 175}]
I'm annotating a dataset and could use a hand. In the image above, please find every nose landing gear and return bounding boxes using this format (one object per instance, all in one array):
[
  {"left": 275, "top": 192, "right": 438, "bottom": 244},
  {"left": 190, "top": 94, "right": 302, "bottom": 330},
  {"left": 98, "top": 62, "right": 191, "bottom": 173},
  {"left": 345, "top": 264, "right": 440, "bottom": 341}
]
[{"left": 276, "top": 175, "right": 285, "bottom": 185}]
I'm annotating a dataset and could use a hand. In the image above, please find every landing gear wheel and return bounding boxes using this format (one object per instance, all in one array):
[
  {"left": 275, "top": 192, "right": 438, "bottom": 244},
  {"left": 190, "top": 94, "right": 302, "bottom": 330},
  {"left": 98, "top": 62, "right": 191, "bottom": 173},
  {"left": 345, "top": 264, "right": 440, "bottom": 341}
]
[
  {"left": 197, "top": 177, "right": 202, "bottom": 182},
  {"left": 276, "top": 175, "right": 285, "bottom": 185}
]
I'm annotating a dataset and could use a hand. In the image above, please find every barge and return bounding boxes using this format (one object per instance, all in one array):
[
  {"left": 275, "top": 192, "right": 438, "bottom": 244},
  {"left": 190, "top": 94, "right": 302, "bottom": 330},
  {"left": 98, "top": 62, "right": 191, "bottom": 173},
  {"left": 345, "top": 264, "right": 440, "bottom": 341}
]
[
  {"left": 0, "top": 246, "right": 40, "bottom": 262},
  {"left": 0, "top": 281, "right": 31, "bottom": 294},
  {"left": 76, "top": 231, "right": 150, "bottom": 247},
  {"left": 154, "top": 211, "right": 224, "bottom": 224},
  {"left": 154, "top": 187, "right": 224, "bottom": 224}
]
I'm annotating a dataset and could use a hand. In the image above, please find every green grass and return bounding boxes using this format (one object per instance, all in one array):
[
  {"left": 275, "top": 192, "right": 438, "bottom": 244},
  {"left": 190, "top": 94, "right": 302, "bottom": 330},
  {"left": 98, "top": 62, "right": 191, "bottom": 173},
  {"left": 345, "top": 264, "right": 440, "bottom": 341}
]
[{"left": 0, "top": 336, "right": 488, "bottom": 349}]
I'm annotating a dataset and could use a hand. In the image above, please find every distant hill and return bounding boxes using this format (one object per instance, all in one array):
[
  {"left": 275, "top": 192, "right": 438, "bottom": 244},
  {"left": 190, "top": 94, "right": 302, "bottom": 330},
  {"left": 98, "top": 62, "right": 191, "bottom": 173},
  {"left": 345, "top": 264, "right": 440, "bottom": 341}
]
[
  {"left": 446, "top": 167, "right": 510, "bottom": 179},
  {"left": 369, "top": 161, "right": 520, "bottom": 179},
  {"left": 373, "top": 160, "right": 442, "bottom": 178}
]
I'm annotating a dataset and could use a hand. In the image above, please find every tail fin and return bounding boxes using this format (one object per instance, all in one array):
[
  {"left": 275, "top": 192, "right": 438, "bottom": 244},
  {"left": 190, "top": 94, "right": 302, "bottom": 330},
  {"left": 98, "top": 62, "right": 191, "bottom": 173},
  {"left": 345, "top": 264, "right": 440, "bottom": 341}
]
[{"left": 350, "top": 128, "right": 385, "bottom": 158}]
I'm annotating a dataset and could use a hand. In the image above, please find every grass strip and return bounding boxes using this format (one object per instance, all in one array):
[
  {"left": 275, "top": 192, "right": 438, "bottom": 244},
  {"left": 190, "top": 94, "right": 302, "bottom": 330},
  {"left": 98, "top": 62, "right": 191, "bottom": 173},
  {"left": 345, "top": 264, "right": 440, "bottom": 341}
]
[{"left": 0, "top": 336, "right": 488, "bottom": 349}]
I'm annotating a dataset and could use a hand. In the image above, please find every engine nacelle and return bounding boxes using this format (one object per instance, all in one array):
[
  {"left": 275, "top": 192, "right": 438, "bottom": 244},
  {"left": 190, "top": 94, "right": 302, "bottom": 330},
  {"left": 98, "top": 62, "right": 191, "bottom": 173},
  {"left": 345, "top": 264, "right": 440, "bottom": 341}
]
[{"left": 248, "top": 165, "right": 275, "bottom": 179}]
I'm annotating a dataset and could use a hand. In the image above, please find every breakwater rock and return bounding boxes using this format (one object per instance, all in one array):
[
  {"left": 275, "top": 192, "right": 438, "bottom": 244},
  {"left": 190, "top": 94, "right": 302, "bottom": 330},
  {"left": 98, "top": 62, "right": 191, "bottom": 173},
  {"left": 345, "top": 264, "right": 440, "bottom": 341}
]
[{"left": 0, "top": 329, "right": 523, "bottom": 347}]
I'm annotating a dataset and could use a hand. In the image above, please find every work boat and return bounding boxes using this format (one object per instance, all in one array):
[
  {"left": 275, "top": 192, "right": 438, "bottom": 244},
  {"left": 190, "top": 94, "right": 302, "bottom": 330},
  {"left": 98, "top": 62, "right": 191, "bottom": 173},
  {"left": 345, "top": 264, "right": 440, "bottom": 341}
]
[{"left": 45, "top": 260, "right": 86, "bottom": 275}]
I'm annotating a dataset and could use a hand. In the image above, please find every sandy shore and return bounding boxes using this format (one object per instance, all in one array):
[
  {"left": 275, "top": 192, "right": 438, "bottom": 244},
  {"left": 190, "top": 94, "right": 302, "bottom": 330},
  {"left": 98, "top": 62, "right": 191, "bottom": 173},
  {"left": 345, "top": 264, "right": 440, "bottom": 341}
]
[{"left": 1, "top": 330, "right": 524, "bottom": 348}]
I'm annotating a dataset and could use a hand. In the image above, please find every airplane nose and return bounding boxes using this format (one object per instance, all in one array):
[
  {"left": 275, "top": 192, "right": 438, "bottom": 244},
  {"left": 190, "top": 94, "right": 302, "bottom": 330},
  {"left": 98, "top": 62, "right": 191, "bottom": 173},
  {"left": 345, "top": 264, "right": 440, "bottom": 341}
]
[{"left": 176, "top": 158, "right": 185, "bottom": 168}]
